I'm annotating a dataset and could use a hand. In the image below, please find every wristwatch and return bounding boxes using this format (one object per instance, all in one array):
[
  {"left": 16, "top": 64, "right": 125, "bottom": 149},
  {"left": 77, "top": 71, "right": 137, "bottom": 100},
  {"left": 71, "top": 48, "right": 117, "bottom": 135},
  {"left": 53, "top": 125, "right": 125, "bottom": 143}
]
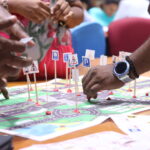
[
  {"left": 113, "top": 56, "right": 139, "bottom": 83},
  {"left": 113, "top": 60, "right": 133, "bottom": 83}
]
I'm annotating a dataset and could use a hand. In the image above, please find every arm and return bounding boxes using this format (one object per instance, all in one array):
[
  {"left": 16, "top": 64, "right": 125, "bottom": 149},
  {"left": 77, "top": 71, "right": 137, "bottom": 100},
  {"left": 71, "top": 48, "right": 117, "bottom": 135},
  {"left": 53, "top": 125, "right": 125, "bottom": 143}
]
[
  {"left": 82, "top": 36, "right": 150, "bottom": 100},
  {"left": 130, "top": 37, "right": 150, "bottom": 75}
]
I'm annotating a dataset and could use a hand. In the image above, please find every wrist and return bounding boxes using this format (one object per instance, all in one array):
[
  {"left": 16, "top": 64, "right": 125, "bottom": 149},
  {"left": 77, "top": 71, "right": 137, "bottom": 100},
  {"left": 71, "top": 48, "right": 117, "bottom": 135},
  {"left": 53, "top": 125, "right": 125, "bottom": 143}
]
[{"left": 125, "top": 56, "right": 139, "bottom": 79}]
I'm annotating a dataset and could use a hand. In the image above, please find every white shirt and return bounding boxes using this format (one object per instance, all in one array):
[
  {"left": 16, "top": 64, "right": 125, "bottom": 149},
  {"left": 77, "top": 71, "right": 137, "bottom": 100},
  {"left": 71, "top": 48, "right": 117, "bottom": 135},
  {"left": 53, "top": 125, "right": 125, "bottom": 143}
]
[
  {"left": 114, "top": 0, "right": 150, "bottom": 20},
  {"left": 83, "top": 10, "right": 96, "bottom": 22}
]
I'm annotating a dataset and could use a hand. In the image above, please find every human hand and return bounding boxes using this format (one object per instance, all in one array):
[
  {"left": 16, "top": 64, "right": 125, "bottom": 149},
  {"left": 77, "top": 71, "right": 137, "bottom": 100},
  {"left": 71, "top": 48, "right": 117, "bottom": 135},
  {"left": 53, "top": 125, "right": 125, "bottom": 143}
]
[
  {"left": 8, "top": 0, "right": 50, "bottom": 24},
  {"left": 0, "top": 16, "right": 33, "bottom": 77},
  {"left": 0, "top": 6, "right": 35, "bottom": 46},
  {"left": 82, "top": 64, "right": 124, "bottom": 100},
  {"left": 51, "top": 0, "right": 73, "bottom": 22},
  {"left": 0, "top": 78, "right": 9, "bottom": 99},
  {"left": 0, "top": 36, "right": 33, "bottom": 77}
]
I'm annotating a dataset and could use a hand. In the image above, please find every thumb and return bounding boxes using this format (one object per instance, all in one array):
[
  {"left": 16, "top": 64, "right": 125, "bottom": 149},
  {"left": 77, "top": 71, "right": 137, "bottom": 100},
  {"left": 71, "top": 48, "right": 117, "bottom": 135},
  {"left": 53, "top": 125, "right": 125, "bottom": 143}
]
[{"left": 0, "top": 15, "right": 17, "bottom": 30}]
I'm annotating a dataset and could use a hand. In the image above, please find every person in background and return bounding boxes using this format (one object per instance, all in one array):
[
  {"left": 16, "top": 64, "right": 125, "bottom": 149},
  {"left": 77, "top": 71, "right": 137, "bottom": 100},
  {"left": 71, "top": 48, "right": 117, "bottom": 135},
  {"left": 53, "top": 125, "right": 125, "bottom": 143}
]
[
  {"left": 80, "top": 0, "right": 96, "bottom": 22},
  {"left": 114, "top": 0, "right": 150, "bottom": 21},
  {"left": 82, "top": 2, "right": 150, "bottom": 100},
  {"left": 0, "top": 0, "right": 83, "bottom": 80},
  {"left": 88, "top": 0, "right": 120, "bottom": 26}
]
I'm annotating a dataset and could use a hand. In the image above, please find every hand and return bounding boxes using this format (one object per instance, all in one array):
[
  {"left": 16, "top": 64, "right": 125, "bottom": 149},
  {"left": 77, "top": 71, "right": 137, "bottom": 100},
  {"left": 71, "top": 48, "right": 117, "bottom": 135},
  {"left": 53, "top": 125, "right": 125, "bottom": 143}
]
[
  {"left": 0, "top": 78, "right": 9, "bottom": 99},
  {"left": 51, "top": 0, "right": 73, "bottom": 22},
  {"left": 8, "top": 0, "right": 50, "bottom": 24},
  {"left": 0, "top": 6, "right": 35, "bottom": 46},
  {"left": 0, "top": 36, "right": 33, "bottom": 77},
  {"left": 0, "top": 78, "right": 7, "bottom": 89},
  {"left": 0, "top": 16, "right": 33, "bottom": 78},
  {"left": 82, "top": 64, "right": 124, "bottom": 100}
]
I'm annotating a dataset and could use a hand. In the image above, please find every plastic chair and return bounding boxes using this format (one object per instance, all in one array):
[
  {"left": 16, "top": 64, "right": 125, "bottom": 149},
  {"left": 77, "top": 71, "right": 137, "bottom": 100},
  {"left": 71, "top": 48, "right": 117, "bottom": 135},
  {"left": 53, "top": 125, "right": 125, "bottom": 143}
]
[
  {"left": 71, "top": 22, "right": 106, "bottom": 64},
  {"left": 108, "top": 17, "right": 150, "bottom": 56}
]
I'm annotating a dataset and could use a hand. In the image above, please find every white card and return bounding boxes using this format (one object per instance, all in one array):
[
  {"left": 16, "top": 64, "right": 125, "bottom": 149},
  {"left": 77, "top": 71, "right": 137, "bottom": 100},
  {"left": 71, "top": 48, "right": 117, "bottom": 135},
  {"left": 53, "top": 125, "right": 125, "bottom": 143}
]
[
  {"left": 119, "top": 51, "right": 126, "bottom": 61},
  {"left": 85, "top": 49, "right": 95, "bottom": 60},
  {"left": 100, "top": 55, "right": 108, "bottom": 66},
  {"left": 23, "top": 61, "right": 39, "bottom": 74},
  {"left": 72, "top": 69, "right": 79, "bottom": 82},
  {"left": 20, "top": 37, "right": 33, "bottom": 44}
]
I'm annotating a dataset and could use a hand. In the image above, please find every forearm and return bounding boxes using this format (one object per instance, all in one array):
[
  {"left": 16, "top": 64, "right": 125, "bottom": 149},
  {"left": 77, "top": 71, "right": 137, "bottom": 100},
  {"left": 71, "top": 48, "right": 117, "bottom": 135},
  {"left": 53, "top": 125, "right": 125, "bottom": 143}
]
[
  {"left": 66, "top": 0, "right": 83, "bottom": 28},
  {"left": 130, "top": 37, "right": 150, "bottom": 75}
]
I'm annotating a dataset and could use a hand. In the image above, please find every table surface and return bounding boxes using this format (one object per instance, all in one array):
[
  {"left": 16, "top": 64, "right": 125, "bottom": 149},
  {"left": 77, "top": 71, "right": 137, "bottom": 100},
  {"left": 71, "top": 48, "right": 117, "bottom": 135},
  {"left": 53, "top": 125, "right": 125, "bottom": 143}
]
[{"left": 3, "top": 58, "right": 150, "bottom": 150}]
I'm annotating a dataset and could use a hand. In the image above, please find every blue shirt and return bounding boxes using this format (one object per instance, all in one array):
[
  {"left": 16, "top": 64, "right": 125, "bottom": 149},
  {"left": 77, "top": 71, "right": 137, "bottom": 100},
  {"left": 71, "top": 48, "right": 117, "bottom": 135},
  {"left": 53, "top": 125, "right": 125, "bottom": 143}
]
[{"left": 88, "top": 7, "right": 115, "bottom": 26}]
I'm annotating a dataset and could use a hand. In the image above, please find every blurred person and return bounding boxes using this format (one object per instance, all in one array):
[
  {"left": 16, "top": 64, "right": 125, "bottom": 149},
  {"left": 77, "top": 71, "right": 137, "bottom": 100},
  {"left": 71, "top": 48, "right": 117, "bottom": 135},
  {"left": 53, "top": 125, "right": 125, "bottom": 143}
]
[
  {"left": 88, "top": 0, "right": 120, "bottom": 26},
  {"left": 115, "top": 0, "right": 150, "bottom": 20},
  {"left": 80, "top": 0, "right": 96, "bottom": 22}
]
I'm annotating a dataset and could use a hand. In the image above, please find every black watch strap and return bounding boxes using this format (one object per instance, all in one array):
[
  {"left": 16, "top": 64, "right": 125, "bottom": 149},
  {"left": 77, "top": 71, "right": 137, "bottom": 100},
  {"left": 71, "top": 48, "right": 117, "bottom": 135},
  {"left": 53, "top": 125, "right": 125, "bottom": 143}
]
[{"left": 125, "top": 56, "right": 139, "bottom": 79}]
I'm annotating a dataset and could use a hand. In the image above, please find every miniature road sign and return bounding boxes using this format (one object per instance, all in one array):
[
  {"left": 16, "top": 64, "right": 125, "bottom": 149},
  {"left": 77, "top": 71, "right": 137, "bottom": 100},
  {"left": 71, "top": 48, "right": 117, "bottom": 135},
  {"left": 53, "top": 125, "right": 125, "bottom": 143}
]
[
  {"left": 82, "top": 56, "right": 91, "bottom": 68},
  {"left": 23, "top": 61, "right": 39, "bottom": 75},
  {"left": 28, "top": 61, "right": 39, "bottom": 74},
  {"left": 52, "top": 50, "right": 59, "bottom": 61},
  {"left": 63, "top": 53, "right": 71, "bottom": 63},
  {"left": 68, "top": 54, "right": 78, "bottom": 68}
]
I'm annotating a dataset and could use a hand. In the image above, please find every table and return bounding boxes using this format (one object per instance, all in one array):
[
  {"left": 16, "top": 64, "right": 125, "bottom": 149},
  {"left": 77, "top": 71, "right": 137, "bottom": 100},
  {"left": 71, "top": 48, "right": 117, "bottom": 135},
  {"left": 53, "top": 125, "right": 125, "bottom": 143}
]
[{"left": 5, "top": 58, "right": 150, "bottom": 149}]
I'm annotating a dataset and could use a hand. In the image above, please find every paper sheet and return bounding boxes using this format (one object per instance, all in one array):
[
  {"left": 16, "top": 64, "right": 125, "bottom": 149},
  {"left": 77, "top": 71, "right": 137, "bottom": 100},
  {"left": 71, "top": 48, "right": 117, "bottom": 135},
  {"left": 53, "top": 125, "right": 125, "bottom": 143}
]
[{"left": 21, "top": 131, "right": 150, "bottom": 150}]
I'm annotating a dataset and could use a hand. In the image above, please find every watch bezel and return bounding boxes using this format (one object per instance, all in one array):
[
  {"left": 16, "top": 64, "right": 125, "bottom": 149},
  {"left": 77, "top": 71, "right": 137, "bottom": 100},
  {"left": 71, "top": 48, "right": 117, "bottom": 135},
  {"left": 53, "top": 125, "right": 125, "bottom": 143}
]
[{"left": 113, "top": 60, "right": 130, "bottom": 78}]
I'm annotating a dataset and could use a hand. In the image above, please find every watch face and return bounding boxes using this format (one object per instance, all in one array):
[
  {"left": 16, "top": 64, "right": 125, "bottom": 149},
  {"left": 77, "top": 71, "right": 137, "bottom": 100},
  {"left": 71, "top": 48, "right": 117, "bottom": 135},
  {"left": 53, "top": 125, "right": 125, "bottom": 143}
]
[{"left": 115, "top": 62, "right": 127, "bottom": 75}]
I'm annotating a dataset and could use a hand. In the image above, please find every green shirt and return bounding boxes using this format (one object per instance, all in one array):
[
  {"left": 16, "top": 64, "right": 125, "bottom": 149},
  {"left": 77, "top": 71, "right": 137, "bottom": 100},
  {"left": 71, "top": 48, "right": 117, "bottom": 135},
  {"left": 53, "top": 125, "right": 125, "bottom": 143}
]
[{"left": 88, "top": 7, "right": 115, "bottom": 26}]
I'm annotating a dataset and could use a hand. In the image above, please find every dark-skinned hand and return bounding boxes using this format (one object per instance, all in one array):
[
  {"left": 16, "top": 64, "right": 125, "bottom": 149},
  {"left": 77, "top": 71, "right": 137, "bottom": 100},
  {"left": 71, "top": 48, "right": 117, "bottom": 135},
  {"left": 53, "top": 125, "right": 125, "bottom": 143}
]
[
  {"left": 0, "top": 5, "right": 35, "bottom": 46},
  {"left": 51, "top": 0, "right": 73, "bottom": 22},
  {"left": 82, "top": 64, "right": 125, "bottom": 100}
]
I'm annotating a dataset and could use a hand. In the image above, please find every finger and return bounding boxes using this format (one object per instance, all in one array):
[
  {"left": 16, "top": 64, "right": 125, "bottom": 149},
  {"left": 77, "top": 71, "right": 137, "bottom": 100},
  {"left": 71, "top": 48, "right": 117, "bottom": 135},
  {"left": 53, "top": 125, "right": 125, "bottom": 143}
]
[
  {"left": 90, "top": 83, "right": 103, "bottom": 93},
  {"left": 34, "top": 13, "right": 45, "bottom": 24},
  {"left": 82, "top": 69, "right": 93, "bottom": 90},
  {"left": 51, "top": 0, "right": 63, "bottom": 15},
  {"left": 84, "top": 78, "right": 97, "bottom": 92},
  {"left": 64, "top": 11, "right": 73, "bottom": 21},
  {"left": 40, "top": 1, "right": 50, "bottom": 13},
  {"left": 61, "top": 5, "right": 71, "bottom": 16},
  {"left": 0, "top": 16, "right": 17, "bottom": 30},
  {"left": 0, "top": 37, "right": 26, "bottom": 53},
  {"left": 87, "top": 93, "right": 97, "bottom": 100},
  {"left": 54, "top": 2, "right": 69, "bottom": 20},
  {"left": 0, "top": 65, "right": 20, "bottom": 77},
  {"left": 0, "top": 78, "right": 7, "bottom": 89},
  {"left": 40, "top": 8, "right": 50, "bottom": 19},
  {"left": 1, "top": 87, "right": 9, "bottom": 99},
  {"left": 6, "top": 55, "right": 33, "bottom": 68},
  {"left": 7, "top": 23, "right": 35, "bottom": 46}
]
